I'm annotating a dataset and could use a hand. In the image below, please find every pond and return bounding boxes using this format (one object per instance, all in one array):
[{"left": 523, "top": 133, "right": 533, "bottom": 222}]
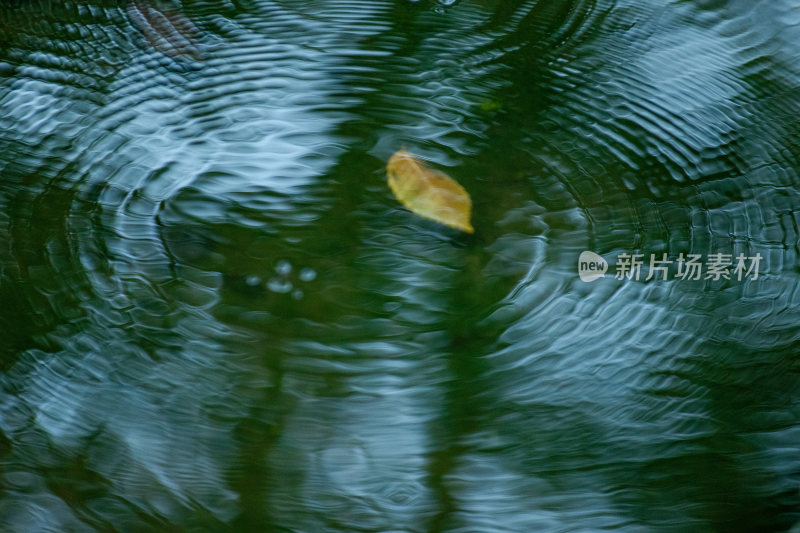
[{"left": 1, "top": 0, "right": 799, "bottom": 531}]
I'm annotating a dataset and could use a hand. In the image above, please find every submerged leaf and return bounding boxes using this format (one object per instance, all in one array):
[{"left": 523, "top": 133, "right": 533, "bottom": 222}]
[
  {"left": 127, "top": 0, "right": 203, "bottom": 60},
  {"left": 386, "top": 149, "right": 474, "bottom": 234}
]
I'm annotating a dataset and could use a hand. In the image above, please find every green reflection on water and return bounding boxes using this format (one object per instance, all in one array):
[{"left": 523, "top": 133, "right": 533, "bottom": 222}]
[{"left": 0, "top": 0, "right": 799, "bottom": 531}]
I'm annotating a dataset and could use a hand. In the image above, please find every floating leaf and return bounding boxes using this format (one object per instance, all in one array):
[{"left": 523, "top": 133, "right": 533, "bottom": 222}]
[{"left": 386, "top": 149, "right": 474, "bottom": 234}]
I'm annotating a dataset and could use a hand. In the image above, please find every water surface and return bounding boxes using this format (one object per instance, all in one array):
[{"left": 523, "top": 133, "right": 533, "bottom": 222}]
[{"left": 1, "top": 0, "right": 800, "bottom": 531}]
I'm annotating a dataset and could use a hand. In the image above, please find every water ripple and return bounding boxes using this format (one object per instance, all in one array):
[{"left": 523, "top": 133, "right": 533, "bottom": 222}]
[{"left": 1, "top": 0, "right": 800, "bottom": 531}]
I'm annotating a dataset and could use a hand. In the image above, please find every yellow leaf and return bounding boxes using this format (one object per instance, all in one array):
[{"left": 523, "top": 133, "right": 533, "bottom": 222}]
[{"left": 386, "top": 149, "right": 474, "bottom": 234}]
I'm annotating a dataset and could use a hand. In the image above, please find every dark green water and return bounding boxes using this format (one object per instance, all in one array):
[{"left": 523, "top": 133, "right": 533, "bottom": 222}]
[{"left": 1, "top": 0, "right": 799, "bottom": 531}]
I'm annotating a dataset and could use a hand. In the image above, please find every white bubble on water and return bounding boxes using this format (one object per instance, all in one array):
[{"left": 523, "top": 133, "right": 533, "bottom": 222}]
[
  {"left": 267, "top": 278, "right": 293, "bottom": 294},
  {"left": 275, "top": 260, "right": 292, "bottom": 276},
  {"left": 299, "top": 268, "right": 316, "bottom": 282}
]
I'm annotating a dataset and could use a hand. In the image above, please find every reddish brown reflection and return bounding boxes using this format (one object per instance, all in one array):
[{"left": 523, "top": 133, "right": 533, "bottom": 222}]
[{"left": 126, "top": 0, "right": 202, "bottom": 60}]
